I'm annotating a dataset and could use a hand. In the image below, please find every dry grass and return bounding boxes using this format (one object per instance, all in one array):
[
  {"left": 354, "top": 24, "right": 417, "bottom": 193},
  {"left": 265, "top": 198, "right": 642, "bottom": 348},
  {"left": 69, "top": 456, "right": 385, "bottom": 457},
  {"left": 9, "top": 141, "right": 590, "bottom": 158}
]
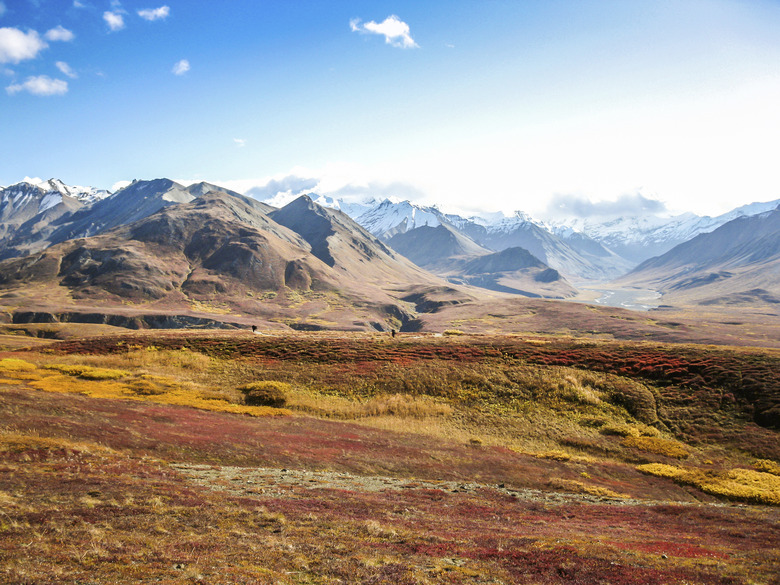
[
  {"left": 637, "top": 463, "right": 780, "bottom": 505},
  {"left": 42, "top": 363, "right": 129, "bottom": 379},
  {"left": 2, "top": 332, "right": 780, "bottom": 583},
  {"left": 534, "top": 449, "right": 573, "bottom": 461},
  {"left": 239, "top": 380, "right": 290, "bottom": 407},
  {"left": 0, "top": 358, "right": 37, "bottom": 372},
  {"left": 754, "top": 459, "right": 780, "bottom": 476},
  {"left": 285, "top": 389, "right": 453, "bottom": 420},
  {"left": 0, "top": 429, "right": 115, "bottom": 456},
  {"left": 623, "top": 436, "right": 689, "bottom": 459},
  {"left": 1, "top": 357, "right": 289, "bottom": 418}
]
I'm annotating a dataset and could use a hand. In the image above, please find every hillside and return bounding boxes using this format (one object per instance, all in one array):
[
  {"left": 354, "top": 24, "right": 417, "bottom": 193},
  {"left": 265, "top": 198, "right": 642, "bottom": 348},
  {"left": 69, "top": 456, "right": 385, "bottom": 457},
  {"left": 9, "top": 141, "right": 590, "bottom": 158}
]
[
  {"left": 0, "top": 191, "right": 457, "bottom": 332},
  {"left": 0, "top": 331, "right": 778, "bottom": 584},
  {"left": 617, "top": 206, "right": 780, "bottom": 307}
]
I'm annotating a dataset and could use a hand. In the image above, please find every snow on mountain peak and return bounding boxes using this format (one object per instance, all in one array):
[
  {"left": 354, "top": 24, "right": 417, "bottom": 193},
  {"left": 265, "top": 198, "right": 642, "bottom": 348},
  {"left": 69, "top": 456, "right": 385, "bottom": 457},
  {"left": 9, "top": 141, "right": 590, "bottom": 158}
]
[
  {"left": 32, "top": 178, "right": 111, "bottom": 205},
  {"left": 356, "top": 199, "right": 445, "bottom": 238}
]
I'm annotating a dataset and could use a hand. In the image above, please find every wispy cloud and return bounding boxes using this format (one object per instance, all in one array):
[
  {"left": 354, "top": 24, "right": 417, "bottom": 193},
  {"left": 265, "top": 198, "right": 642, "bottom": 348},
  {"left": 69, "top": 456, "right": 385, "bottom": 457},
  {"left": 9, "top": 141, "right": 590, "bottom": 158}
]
[
  {"left": 73, "top": 1, "right": 85, "bottom": 8},
  {"left": 542, "top": 193, "right": 669, "bottom": 220},
  {"left": 56, "top": 61, "right": 77, "bottom": 79},
  {"left": 233, "top": 138, "right": 246, "bottom": 148},
  {"left": 44, "top": 25, "right": 75, "bottom": 42},
  {"left": 6, "top": 75, "right": 68, "bottom": 96},
  {"left": 350, "top": 15, "right": 418, "bottom": 49},
  {"left": 103, "top": 11, "right": 125, "bottom": 32},
  {"left": 245, "top": 175, "right": 320, "bottom": 201},
  {"left": 138, "top": 6, "right": 169, "bottom": 21},
  {"left": 172, "top": 58, "right": 189, "bottom": 75},
  {"left": 0, "top": 28, "right": 47, "bottom": 64}
]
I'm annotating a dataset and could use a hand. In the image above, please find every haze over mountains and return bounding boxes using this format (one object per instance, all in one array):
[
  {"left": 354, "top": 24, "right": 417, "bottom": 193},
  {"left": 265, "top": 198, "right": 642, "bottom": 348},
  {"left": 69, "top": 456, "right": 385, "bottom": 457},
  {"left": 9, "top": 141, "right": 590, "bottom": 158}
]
[{"left": 0, "top": 177, "right": 779, "bottom": 325}]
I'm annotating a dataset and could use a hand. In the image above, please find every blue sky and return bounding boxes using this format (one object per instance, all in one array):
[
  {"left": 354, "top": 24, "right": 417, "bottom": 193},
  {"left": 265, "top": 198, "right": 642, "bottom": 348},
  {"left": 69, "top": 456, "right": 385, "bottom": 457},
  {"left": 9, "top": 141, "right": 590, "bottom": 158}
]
[{"left": 2, "top": 0, "right": 780, "bottom": 218}]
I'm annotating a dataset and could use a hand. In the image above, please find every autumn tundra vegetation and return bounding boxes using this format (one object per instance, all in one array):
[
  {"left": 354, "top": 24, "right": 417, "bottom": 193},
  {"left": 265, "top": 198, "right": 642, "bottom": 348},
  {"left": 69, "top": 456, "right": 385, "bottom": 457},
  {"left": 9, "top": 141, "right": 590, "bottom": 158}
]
[{"left": 0, "top": 328, "right": 778, "bottom": 584}]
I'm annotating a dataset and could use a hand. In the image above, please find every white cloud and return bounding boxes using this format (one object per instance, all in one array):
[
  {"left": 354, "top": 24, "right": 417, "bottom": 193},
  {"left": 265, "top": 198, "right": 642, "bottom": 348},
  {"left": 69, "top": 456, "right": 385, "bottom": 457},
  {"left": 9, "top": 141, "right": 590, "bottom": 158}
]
[
  {"left": 138, "top": 6, "right": 169, "bottom": 21},
  {"left": 350, "top": 15, "right": 418, "bottom": 49},
  {"left": 103, "top": 11, "right": 125, "bottom": 31},
  {"left": 172, "top": 58, "right": 189, "bottom": 75},
  {"left": 111, "top": 180, "right": 131, "bottom": 191},
  {"left": 44, "top": 25, "right": 75, "bottom": 42},
  {"left": 6, "top": 75, "right": 68, "bottom": 96},
  {"left": 56, "top": 61, "right": 77, "bottom": 78},
  {"left": 0, "top": 27, "right": 47, "bottom": 64},
  {"left": 73, "top": 1, "right": 85, "bottom": 8},
  {"left": 540, "top": 193, "right": 670, "bottom": 221},
  {"left": 233, "top": 138, "right": 246, "bottom": 147}
]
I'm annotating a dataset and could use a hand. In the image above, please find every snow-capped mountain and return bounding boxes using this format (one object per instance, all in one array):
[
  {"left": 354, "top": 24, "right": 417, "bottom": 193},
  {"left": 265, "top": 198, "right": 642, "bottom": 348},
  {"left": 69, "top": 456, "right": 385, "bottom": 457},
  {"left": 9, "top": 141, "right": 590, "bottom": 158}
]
[
  {"left": 617, "top": 205, "right": 780, "bottom": 307},
  {"left": 258, "top": 191, "right": 376, "bottom": 219},
  {"left": 355, "top": 199, "right": 447, "bottom": 239},
  {"left": 348, "top": 200, "right": 632, "bottom": 281},
  {"left": 33, "top": 178, "right": 111, "bottom": 205},
  {"left": 544, "top": 199, "right": 780, "bottom": 264},
  {"left": 0, "top": 179, "right": 110, "bottom": 225}
]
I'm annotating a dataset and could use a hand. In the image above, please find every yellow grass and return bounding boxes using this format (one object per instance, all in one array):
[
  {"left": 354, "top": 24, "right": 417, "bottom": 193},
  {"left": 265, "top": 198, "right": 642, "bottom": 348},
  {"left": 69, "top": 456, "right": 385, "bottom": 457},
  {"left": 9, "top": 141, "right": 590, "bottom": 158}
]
[
  {"left": 0, "top": 429, "right": 115, "bottom": 455},
  {"left": 622, "top": 436, "right": 689, "bottom": 459},
  {"left": 3, "top": 358, "right": 288, "bottom": 418},
  {"left": 535, "top": 449, "right": 573, "bottom": 461},
  {"left": 0, "top": 358, "right": 37, "bottom": 372},
  {"left": 637, "top": 463, "right": 780, "bottom": 505},
  {"left": 42, "top": 364, "right": 129, "bottom": 380},
  {"left": 285, "top": 390, "right": 453, "bottom": 420},
  {"left": 754, "top": 459, "right": 780, "bottom": 476}
]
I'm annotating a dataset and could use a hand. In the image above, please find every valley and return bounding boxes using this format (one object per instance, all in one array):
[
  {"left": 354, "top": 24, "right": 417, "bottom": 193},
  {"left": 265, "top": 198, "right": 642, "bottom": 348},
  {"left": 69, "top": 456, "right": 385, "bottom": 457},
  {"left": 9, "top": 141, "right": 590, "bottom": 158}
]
[
  {"left": 0, "top": 177, "right": 778, "bottom": 584},
  {"left": 574, "top": 286, "right": 662, "bottom": 311}
]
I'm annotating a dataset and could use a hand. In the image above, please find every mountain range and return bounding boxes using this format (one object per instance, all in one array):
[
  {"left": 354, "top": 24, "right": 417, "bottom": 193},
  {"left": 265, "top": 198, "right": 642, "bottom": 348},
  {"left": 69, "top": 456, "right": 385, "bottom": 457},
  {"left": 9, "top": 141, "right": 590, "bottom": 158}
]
[{"left": 0, "top": 177, "right": 778, "bottom": 327}]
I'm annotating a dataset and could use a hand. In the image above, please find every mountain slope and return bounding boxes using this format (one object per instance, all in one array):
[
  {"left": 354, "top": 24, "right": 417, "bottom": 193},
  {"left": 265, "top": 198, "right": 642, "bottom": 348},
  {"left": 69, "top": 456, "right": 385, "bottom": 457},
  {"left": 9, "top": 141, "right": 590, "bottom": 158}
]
[
  {"left": 450, "top": 213, "right": 632, "bottom": 281},
  {"left": 547, "top": 198, "right": 780, "bottom": 264},
  {"left": 0, "top": 179, "right": 270, "bottom": 262},
  {"left": 269, "top": 195, "right": 439, "bottom": 288},
  {"left": 452, "top": 247, "right": 576, "bottom": 298},
  {"left": 617, "top": 205, "right": 780, "bottom": 306},
  {"left": 0, "top": 191, "right": 465, "bottom": 331},
  {"left": 353, "top": 200, "right": 629, "bottom": 282},
  {"left": 386, "top": 224, "right": 492, "bottom": 269},
  {"left": 0, "top": 180, "right": 100, "bottom": 260}
]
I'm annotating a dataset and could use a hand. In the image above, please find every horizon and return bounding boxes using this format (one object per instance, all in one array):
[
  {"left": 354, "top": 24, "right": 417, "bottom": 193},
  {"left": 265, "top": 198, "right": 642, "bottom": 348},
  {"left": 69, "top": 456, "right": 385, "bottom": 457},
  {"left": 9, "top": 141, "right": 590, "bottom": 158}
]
[
  {"left": 11, "top": 173, "right": 780, "bottom": 224},
  {"left": 2, "top": 1, "right": 780, "bottom": 218}
]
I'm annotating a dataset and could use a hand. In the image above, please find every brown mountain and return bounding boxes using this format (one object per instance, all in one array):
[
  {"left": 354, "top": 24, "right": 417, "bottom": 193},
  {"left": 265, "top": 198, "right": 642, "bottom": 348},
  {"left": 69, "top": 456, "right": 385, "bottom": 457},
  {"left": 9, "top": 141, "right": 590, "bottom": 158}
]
[{"left": 0, "top": 191, "right": 464, "bottom": 331}]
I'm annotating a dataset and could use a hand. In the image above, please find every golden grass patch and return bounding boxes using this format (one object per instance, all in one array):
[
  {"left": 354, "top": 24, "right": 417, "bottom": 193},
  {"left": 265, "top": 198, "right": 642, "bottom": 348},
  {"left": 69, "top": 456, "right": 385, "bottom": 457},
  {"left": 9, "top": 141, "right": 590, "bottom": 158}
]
[
  {"left": 599, "top": 422, "right": 641, "bottom": 437},
  {"left": 0, "top": 358, "right": 37, "bottom": 372},
  {"left": 5, "top": 358, "right": 287, "bottom": 418},
  {"left": 239, "top": 380, "right": 291, "bottom": 407},
  {"left": 0, "top": 429, "right": 114, "bottom": 455},
  {"left": 622, "top": 436, "right": 689, "bottom": 459},
  {"left": 754, "top": 459, "right": 780, "bottom": 476},
  {"left": 637, "top": 463, "right": 780, "bottom": 505},
  {"left": 535, "top": 449, "right": 572, "bottom": 461},
  {"left": 285, "top": 390, "right": 452, "bottom": 420},
  {"left": 42, "top": 364, "right": 129, "bottom": 380}
]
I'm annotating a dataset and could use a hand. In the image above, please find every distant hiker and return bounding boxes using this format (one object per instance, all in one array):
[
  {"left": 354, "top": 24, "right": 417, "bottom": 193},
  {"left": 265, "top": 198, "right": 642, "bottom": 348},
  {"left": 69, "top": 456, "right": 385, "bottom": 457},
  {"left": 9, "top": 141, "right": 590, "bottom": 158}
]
[
  {"left": 251, "top": 325, "right": 257, "bottom": 333},
  {"left": 391, "top": 329, "right": 396, "bottom": 338}
]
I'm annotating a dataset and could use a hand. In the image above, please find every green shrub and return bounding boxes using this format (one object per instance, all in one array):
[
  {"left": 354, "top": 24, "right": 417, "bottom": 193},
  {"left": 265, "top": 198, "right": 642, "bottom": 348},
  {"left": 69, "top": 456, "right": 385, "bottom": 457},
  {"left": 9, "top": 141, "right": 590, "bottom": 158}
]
[
  {"left": 600, "top": 422, "right": 640, "bottom": 437},
  {"left": 239, "top": 381, "right": 290, "bottom": 407}
]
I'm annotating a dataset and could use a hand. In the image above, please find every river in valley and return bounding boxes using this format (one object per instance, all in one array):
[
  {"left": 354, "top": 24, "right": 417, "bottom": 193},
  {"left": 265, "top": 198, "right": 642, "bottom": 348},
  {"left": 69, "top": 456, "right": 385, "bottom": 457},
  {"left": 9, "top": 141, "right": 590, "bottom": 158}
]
[{"left": 572, "top": 286, "right": 663, "bottom": 312}]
